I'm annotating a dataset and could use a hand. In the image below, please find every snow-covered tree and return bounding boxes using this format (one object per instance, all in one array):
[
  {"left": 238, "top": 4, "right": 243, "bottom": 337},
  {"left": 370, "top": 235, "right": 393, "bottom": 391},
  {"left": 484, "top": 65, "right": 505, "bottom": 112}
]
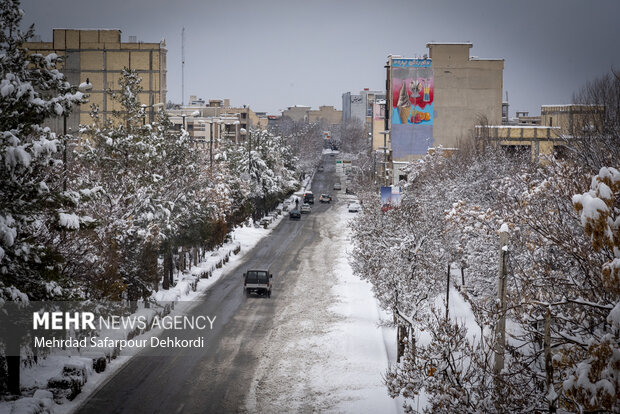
[
  {"left": 0, "top": 0, "right": 87, "bottom": 394},
  {"left": 76, "top": 68, "right": 228, "bottom": 300},
  {"left": 565, "top": 166, "right": 620, "bottom": 412},
  {"left": 0, "top": 0, "right": 85, "bottom": 303}
]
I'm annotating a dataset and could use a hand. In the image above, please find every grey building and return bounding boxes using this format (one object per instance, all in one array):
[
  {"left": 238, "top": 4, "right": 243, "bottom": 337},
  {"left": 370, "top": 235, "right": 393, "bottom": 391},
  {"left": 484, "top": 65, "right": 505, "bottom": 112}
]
[{"left": 342, "top": 89, "right": 386, "bottom": 124}]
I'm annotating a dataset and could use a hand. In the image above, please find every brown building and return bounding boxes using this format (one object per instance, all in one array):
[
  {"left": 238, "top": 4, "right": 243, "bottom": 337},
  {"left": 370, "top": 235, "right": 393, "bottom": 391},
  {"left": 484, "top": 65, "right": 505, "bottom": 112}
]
[{"left": 23, "top": 29, "right": 167, "bottom": 133}]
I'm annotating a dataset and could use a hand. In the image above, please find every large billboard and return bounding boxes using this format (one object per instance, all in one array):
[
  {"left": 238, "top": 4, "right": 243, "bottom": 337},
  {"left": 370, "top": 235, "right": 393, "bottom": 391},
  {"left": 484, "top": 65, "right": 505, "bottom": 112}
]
[{"left": 390, "top": 58, "right": 434, "bottom": 158}]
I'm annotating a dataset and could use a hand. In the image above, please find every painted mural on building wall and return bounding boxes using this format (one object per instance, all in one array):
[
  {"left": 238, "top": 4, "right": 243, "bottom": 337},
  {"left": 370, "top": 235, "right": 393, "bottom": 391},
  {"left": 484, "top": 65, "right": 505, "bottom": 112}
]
[{"left": 390, "top": 58, "right": 434, "bottom": 157}]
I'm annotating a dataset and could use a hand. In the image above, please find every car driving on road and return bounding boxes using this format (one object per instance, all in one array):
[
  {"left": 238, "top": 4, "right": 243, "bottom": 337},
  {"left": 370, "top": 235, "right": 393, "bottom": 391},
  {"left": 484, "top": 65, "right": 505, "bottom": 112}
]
[
  {"left": 319, "top": 194, "right": 332, "bottom": 203},
  {"left": 303, "top": 191, "right": 314, "bottom": 204},
  {"left": 333, "top": 183, "right": 341, "bottom": 190},
  {"left": 300, "top": 203, "right": 311, "bottom": 213},
  {"left": 243, "top": 269, "right": 272, "bottom": 297},
  {"left": 289, "top": 209, "right": 301, "bottom": 219}
]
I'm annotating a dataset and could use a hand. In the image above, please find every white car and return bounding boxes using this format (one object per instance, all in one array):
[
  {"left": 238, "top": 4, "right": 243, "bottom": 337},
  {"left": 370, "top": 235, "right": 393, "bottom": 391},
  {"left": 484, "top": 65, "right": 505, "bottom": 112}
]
[
  {"left": 300, "top": 203, "right": 311, "bottom": 214},
  {"left": 348, "top": 202, "right": 361, "bottom": 213}
]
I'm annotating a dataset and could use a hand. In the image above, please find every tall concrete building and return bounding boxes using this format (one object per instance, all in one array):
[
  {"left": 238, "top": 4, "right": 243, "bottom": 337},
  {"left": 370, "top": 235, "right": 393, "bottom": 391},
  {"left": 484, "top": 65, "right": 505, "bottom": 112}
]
[
  {"left": 342, "top": 89, "right": 385, "bottom": 123},
  {"left": 427, "top": 43, "right": 503, "bottom": 150},
  {"left": 383, "top": 43, "right": 503, "bottom": 184},
  {"left": 386, "top": 44, "right": 503, "bottom": 164},
  {"left": 23, "top": 29, "right": 167, "bottom": 133}
]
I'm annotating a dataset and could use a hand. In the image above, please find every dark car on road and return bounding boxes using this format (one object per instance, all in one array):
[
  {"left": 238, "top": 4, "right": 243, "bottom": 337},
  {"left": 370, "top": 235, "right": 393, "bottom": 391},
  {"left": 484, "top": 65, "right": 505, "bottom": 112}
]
[
  {"left": 243, "top": 269, "right": 272, "bottom": 298},
  {"left": 303, "top": 191, "right": 314, "bottom": 204},
  {"left": 289, "top": 209, "right": 301, "bottom": 220},
  {"left": 319, "top": 194, "right": 332, "bottom": 203}
]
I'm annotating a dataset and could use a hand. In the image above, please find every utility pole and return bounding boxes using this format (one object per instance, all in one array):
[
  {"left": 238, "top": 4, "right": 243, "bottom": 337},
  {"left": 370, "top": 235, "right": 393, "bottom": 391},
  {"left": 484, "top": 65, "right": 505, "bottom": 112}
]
[
  {"left": 544, "top": 307, "right": 556, "bottom": 413},
  {"left": 209, "top": 122, "right": 213, "bottom": 169},
  {"left": 494, "top": 225, "right": 509, "bottom": 374},
  {"left": 446, "top": 263, "right": 451, "bottom": 320},
  {"left": 248, "top": 130, "right": 252, "bottom": 176},
  {"left": 181, "top": 28, "right": 185, "bottom": 106}
]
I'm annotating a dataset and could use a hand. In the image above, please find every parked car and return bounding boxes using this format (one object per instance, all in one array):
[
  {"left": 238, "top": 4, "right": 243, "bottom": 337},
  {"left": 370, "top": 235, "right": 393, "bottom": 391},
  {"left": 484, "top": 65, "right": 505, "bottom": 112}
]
[
  {"left": 348, "top": 202, "right": 361, "bottom": 213},
  {"left": 319, "top": 194, "right": 332, "bottom": 203},
  {"left": 259, "top": 216, "right": 273, "bottom": 227},
  {"left": 282, "top": 204, "right": 290, "bottom": 212},
  {"left": 243, "top": 269, "right": 272, "bottom": 298},
  {"left": 300, "top": 203, "right": 311, "bottom": 214},
  {"left": 289, "top": 209, "right": 301, "bottom": 220},
  {"left": 333, "top": 183, "right": 342, "bottom": 190}
]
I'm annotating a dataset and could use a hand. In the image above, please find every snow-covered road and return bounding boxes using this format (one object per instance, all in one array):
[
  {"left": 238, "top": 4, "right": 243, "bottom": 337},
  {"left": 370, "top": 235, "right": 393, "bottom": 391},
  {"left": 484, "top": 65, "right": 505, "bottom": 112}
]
[{"left": 246, "top": 197, "right": 401, "bottom": 413}]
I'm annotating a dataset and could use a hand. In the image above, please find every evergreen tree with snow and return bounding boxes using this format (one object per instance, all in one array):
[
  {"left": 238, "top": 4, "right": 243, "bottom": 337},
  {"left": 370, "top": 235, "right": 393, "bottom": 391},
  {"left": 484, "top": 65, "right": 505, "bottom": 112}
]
[
  {"left": 0, "top": 0, "right": 85, "bottom": 302},
  {"left": 0, "top": 0, "right": 85, "bottom": 394}
]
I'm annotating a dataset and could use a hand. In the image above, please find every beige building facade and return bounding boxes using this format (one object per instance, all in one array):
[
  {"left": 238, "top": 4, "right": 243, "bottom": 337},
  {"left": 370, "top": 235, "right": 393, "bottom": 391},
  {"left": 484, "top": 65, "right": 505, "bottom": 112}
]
[
  {"left": 427, "top": 42, "right": 504, "bottom": 150},
  {"left": 475, "top": 104, "right": 606, "bottom": 163},
  {"left": 308, "top": 105, "right": 342, "bottom": 126},
  {"left": 476, "top": 125, "right": 561, "bottom": 162},
  {"left": 540, "top": 104, "right": 605, "bottom": 135},
  {"left": 24, "top": 29, "right": 167, "bottom": 133},
  {"left": 282, "top": 105, "right": 311, "bottom": 122}
]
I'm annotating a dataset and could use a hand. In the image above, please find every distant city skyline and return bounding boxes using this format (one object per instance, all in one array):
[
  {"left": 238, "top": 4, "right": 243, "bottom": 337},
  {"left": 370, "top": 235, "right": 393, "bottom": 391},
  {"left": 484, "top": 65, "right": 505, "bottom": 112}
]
[{"left": 19, "top": 0, "right": 620, "bottom": 116}]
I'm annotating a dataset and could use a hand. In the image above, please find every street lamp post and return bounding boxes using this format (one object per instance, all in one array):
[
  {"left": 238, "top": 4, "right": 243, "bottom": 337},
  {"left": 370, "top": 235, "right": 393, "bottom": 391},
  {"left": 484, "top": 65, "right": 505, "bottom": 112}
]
[
  {"left": 142, "top": 102, "right": 164, "bottom": 125},
  {"left": 208, "top": 120, "right": 214, "bottom": 169},
  {"left": 240, "top": 128, "right": 250, "bottom": 176}
]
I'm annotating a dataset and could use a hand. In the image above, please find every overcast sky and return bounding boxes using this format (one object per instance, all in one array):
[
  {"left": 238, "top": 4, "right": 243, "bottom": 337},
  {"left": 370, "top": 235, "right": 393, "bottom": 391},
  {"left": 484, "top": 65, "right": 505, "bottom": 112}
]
[{"left": 20, "top": 0, "right": 620, "bottom": 116}]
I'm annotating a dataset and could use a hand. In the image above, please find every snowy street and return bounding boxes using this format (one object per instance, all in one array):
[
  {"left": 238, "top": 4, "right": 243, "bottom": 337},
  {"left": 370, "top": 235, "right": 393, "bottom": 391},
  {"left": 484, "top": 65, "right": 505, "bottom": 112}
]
[{"left": 73, "top": 156, "right": 399, "bottom": 413}]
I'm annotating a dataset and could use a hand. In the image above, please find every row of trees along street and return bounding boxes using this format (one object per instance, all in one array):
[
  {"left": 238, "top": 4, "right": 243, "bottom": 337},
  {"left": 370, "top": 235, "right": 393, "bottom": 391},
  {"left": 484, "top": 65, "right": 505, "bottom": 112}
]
[
  {"left": 349, "top": 70, "right": 620, "bottom": 412},
  {"left": 0, "top": 0, "right": 326, "bottom": 395}
]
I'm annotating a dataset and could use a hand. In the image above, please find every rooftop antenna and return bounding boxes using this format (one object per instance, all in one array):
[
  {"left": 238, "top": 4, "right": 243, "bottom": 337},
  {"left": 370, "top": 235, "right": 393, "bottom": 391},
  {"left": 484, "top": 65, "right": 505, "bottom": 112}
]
[{"left": 181, "top": 27, "right": 185, "bottom": 106}]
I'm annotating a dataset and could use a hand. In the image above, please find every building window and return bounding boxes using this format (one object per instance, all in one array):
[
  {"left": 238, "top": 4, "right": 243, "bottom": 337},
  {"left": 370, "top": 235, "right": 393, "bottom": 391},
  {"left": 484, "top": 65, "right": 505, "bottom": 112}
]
[
  {"left": 241, "top": 113, "right": 247, "bottom": 119},
  {"left": 549, "top": 117, "right": 553, "bottom": 126}
]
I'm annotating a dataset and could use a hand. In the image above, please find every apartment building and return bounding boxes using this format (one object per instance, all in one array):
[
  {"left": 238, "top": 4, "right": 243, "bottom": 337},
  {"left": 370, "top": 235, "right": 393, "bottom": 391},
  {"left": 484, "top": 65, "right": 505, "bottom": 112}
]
[
  {"left": 167, "top": 98, "right": 260, "bottom": 144},
  {"left": 24, "top": 29, "right": 167, "bottom": 134}
]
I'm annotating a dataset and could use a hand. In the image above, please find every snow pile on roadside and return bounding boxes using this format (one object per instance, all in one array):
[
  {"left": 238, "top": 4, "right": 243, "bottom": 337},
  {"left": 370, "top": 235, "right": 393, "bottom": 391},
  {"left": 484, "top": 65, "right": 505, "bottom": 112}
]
[{"left": 320, "top": 204, "right": 401, "bottom": 413}]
